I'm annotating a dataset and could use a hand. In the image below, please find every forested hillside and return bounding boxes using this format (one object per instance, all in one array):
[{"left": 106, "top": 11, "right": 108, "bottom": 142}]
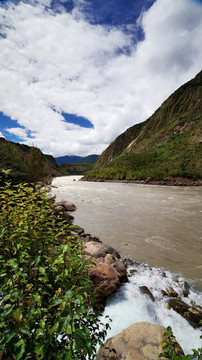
[{"left": 0, "top": 138, "right": 62, "bottom": 184}]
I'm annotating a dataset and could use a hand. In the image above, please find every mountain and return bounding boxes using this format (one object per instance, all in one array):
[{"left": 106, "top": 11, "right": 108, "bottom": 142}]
[
  {"left": 0, "top": 138, "right": 62, "bottom": 184},
  {"left": 85, "top": 71, "right": 202, "bottom": 182},
  {"left": 56, "top": 154, "right": 99, "bottom": 165}
]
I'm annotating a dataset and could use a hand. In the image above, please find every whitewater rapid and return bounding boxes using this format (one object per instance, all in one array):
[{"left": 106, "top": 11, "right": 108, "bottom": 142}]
[{"left": 101, "top": 264, "right": 201, "bottom": 355}]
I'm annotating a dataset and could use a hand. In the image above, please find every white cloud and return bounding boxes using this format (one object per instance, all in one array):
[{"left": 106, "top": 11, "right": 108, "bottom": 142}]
[
  {"left": 0, "top": 0, "right": 201, "bottom": 156},
  {"left": 6, "top": 127, "right": 28, "bottom": 140}
]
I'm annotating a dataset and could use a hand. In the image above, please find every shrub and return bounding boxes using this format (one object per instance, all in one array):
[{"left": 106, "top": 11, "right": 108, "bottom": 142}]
[
  {"left": 0, "top": 177, "right": 108, "bottom": 359},
  {"left": 159, "top": 326, "right": 202, "bottom": 360}
]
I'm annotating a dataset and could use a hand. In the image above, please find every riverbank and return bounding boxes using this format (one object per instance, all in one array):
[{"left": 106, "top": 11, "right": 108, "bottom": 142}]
[
  {"left": 81, "top": 176, "right": 202, "bottom": 187},
  {"left": 51, "top": 176, "right": 202, "bottom": 288},
  {"left": 54, "top": 193, "right": 202, "bottom": 357}
]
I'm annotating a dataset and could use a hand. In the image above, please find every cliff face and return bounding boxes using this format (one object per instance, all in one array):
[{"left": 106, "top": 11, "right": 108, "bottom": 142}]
[
  {"left": 87, "top": 71, "right": 202, "bottom": 181},
  {"left": 0, "top": 138, "right": 62, "bottom": 183}
]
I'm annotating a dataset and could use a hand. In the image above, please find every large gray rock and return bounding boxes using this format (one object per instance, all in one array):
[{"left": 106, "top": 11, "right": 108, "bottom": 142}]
[
  {"left": 84, "top": 241, "right": 120, "bottom": 259},
  {"left": 167, "top": 298, "right": 202, "bottom": 328},
  {"left": 97, "top": 322, "right": 184, "bottom": 360},
  {"left": 58, "top": 200, "right": 77, "bottom": 212}
]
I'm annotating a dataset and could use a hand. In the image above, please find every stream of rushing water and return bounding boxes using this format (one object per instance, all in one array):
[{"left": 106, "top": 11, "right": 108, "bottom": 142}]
[{"left": 51, "top": 176, "right": 202, "bottom": 354}]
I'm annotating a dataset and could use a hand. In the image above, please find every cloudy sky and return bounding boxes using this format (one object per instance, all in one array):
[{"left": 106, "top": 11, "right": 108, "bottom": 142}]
[{"left": 0, "top": 0, "right": 201, "bottom": 157}]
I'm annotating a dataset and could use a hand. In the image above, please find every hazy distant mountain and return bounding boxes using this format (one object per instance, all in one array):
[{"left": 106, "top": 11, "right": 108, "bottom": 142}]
[
  {"left": 56, "top": 154, "right": 99, "bottom": 165},
  {"left": 85, "top": 71, "right": 202, "bottom": 182}
]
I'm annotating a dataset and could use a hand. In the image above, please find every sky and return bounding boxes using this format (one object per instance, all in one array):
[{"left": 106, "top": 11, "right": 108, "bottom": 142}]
[{"left": 0, "top": 0, "right": 201, "bottom": 157}]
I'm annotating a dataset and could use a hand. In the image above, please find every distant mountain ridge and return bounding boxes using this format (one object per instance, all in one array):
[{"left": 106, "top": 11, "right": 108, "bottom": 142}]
[
  {"left": 56, "top": 154, "right": 99, "bottom": 165},
  {"left": 85, "top": 71, "right": 202, "bottom": 182}
]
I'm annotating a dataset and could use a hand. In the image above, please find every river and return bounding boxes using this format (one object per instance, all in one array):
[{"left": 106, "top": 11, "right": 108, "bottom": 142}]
[{"left": 51, "top": 176, "right": 202, "bottom": 354}]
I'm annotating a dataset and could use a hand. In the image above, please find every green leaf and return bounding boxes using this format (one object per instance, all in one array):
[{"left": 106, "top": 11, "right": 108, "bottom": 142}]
[
  {"left": 35, "top": 345, "right": 44, "bottom": 356},
  {"left": 39, "top": 266, "right": 46, "bottom": 275},
  {"left": 20, "top": 327, "right": 31, "bottom": 337},
  {"left": 5, "top": 328, "right": 16, "bottom": 344},
  {"left": 13, "top": 308, "right": 22, "bottom": 322},
  {"left": 50, "top": 298, "right": 62, "bottom": 307},
  {"left": 33, "top": 293, "right": 41, "bottom": 305},
  {"left": 15, "top": 339, "right": 25, "bottom": 360},
  {"left": 50, "top": 321, "right": 59, "bottom": 333},
  {"left": 65, "top": 291, "right": 73, "bottom": 299}
]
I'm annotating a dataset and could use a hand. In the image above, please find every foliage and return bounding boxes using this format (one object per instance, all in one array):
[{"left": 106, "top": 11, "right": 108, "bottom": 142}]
[
  {"left": 85, "top": 133, "right": 202, "bottom": 181},
  {"left": 159, "top": 326, "right": 202, "bottom": 360},
  {"left": 0, "top": 141, "right": 27, "bottom": 184},
  {"left": 0, "top": 175, "right": 108, "bottom": 359},
  {"left": 0, "top": 139, "right": 61, "bottom": 185},
  {"left": 59, "top": 163, "right": 94, "bottom": 176},
  {"left": 25, "top": 147, "right": 46, "bottom": 183}
]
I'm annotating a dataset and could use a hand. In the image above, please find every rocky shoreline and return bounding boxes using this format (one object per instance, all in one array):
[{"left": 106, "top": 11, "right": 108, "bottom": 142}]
[
  {"left": 81, "top": 176, "right": 202, "bottom": 187},
  {"left": 55, "top": 197, "right": 202, "bottom": 359}
]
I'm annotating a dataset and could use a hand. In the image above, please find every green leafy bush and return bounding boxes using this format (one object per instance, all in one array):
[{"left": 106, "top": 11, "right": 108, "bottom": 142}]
[
  {"left": 159, "top": 326, "right": 202, "bottom": 360},
  {"left": 0, "top": 177, "right": 108, "bottom": 359}
]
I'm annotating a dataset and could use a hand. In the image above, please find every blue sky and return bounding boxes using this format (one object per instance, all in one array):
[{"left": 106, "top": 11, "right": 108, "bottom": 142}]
[{"left": 0, "top": 0, "right": 201, "bottom": 156}]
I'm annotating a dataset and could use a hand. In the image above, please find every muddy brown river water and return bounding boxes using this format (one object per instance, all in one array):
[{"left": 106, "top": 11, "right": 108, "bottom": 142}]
[{"left": 51, "top": 176, "right": 202, "bottom": 289}]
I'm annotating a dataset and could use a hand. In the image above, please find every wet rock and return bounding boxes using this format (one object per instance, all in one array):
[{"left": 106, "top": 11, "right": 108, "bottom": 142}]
[
  {"left": 97, "top": 322, "right": 184, "bottom": 360},
  {"left": 161, "top": 290, "right": 168, "bottom": 297},
  {"left": 167, "top": 299, "right": 202, "bottom": 328},
  {"left": 88, "top": 261, "right": 120, "bottom": 298},
  {"left": 140, "top": 286, "right": 155, "bottom": 302},
  {"left": 113, "top": 259, "right": 128, "bottom": 283},
  {"left": 84, "top": 241, "right": 120, "bottom": 259},
  {"left": 182, "top": 281, "right": 190, "bottom": 297},
  {"left": 104, "top": 254, "right": 128, "bottom": 283},
  {"left": 63, "top": 211, "right": 74, "bottom": 221},
  {"left": 59, "top": 200, "right": 77, "bottom": 212},
  {"left": 123, "top": 257, "right": 136, "bottom": 267},
  {"left": 104, "top": 253, "right": 115, "bottom": 265},
  {"left": 71, "top": 226, "right": 84, "bottom": 235},
  {"left": 165, "top": 286, "right": 178, "bottom": 297},
  {"left": 94, "top": 244, "right": 121, "bottom": 260},
  {"left": 144, "top": 176, "right": 152, "bottom": 184},
  {"left": 55, "top": 204, "right": 64, "bottom": 211}
]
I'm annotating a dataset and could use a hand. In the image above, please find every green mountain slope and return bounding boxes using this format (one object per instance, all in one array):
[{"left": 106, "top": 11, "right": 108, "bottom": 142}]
[
  {"left": 85, "top": 71, "right": 202, "bottom": 182},
  {"left": 0, "top": 138, "right": 62, "bottom": 184}
]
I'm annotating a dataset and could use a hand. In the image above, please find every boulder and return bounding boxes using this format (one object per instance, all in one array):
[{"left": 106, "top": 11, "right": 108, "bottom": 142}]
[
  {"left": 71, "top": 226, "right": 84, "bottom": 235},
  {"left": 167, "top": 299, "right": 202, "bottom": 328},
  {"left": 88, "top": 261, "right": 120, "bottom": 297},
  {"left": 165, "top": 286, "right": 178, "bottom": 298},
  {"left": 84, "top": 241, "right": 120, "bottom": 259},
  {"left": 112, "top": 259, "right": 128, "bottom": 283},
  {"left": 139, "top": 286, "right": 155, "bottom": 302},
  {"left": 182, "top": 281, "right": 190, "bottom": 297},
  {"left": 63, "top": 211, "right": 74, "bottom": 221},
  {"left": 59, "top": 200, "right": 77, "bottom": 212},
  {"left": 84, "top": 241, "right": 105, "bottom": 256},
  {"left": 97, "top": 322, "right": 184, "bottom": 360}
]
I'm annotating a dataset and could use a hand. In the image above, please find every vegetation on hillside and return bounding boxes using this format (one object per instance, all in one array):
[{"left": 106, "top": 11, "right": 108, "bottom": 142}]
[
  {"left": 0, "top": 138, "right": 62, "bottom": 185},
  {"left": 85, "top": 71, "right": 202, "bottom": 182},
  {"left": 59, "top": 162, "right": 94, "bottom": 176},
  {"left": 0, "top": 173, "right": 108, "bottom": 359}
]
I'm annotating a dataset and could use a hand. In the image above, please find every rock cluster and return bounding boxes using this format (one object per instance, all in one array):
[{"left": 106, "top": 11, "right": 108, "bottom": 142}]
[
  {"left": 83, "top": 241, "right": 128, "bottom": 298},
  {"left": 55, "top": 200, "right": 128, "bottom": 299}
]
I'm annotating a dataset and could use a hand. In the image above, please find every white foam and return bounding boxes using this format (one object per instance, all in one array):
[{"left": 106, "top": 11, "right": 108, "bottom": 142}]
[{"left": 101, "top": 264, "right": 202, "bottom": 355}]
